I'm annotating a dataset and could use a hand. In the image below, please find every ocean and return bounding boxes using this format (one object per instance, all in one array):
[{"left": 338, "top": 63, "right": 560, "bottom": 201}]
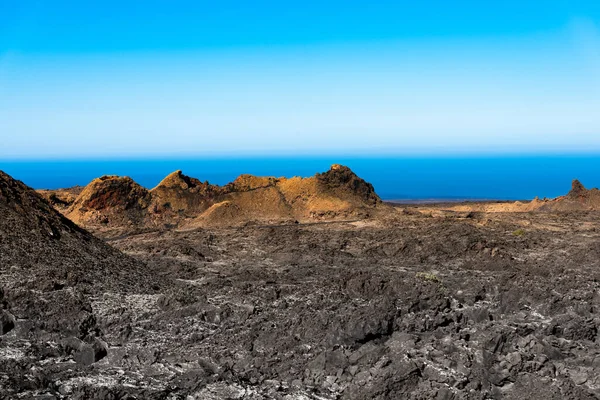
[{"left": 2, "top": 155, "right": 600, "bottom": 201}]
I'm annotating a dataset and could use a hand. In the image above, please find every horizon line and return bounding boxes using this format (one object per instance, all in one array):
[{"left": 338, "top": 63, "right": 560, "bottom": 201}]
[{"left": 3, "top": 150, "right": 600, "bottom": 162}]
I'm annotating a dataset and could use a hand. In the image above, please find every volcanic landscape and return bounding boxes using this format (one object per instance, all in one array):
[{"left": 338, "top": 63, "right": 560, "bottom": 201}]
[{"left": 2, "top": 165, "right": 600, "bottom": 399}]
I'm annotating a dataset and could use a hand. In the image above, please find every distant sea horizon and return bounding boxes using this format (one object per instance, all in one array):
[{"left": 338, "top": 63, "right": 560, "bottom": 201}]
[{"left": 2, "top": 155, "right": 600, "bottom": 201}]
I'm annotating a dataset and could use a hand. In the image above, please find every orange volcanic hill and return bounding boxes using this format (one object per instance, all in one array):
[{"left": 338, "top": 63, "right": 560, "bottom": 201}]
[
  {"left": 149, "top": 170, "right": 219, "bottom": 218},
  {"left": 66, "top": 175, "right": 152, "bottom": 227},
  {"left": 62, "top": 165, "right": 383, "bottom": 229}
]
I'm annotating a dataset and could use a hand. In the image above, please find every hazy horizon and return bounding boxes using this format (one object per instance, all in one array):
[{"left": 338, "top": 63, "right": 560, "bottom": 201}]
[{"left": 2, "top": 2, "right": 600, "bottom": 159}]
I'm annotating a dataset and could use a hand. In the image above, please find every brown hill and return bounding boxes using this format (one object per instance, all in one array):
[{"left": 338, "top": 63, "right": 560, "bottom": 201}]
[
  {"left": 62, "top": 165, "right": 383, "bottom": 229},
  {"left": 66, "top": 175, "right": 152, "bottom": 227},
  {"left": 149, "top": 170, "right": 218, "bottom": 217}
]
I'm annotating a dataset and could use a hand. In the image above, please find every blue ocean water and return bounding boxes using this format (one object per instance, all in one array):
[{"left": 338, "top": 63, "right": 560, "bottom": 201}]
[{"left": 1, "top": 155, "right": 600, "bottom": 201}]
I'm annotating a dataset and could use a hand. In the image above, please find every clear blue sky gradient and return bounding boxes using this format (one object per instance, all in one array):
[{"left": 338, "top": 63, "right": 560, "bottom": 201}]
[{"left": 1, "top": 1, "right": 600, "bottom": 159}]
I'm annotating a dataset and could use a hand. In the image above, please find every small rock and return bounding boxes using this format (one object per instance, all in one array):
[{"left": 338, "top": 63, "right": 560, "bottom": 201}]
[
  {"left": 505, "top": 352, "right": 522, "bottom": 366},
  {"left": 569, "top": 369, "right": 588, "bottom": 385},
  {"left": 291, "top": 379, "right": 303, "bottom": 388},
  {"left": 354, "top": 370, "right": 371, "bottom": 386},
  {"left": 0, "top": 310, "right": 15, "bottom": 335},
  {"left": 58, "top": 384, "right": 73, "bottom": 395},
  {"left": 436, "top": 387, "right": 454, "bottom": 400},
  {"left": 63, "top": 336, "right": 108, "bottom": 365}
]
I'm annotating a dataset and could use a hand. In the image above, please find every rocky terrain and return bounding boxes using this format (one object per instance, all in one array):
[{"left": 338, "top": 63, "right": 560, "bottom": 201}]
[
  {"left": 0, "top": 171, "right": 163, "bottom": 398},
  {"left": 2, "top": 168, "right": 600, "bottom": 399}
]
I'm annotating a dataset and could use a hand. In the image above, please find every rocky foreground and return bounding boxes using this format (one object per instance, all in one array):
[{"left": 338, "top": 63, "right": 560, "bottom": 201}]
[{"left": 2, "top": 169, "right": 600, "bottom": 399}]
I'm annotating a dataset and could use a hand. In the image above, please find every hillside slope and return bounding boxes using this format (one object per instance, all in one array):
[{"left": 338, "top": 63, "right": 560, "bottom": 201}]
[
  {"left": 0, "top": 170, "right": 162, "bottom": 398},
  {"left": 0, "top": 171, "right": 153, "bottom": 292}
]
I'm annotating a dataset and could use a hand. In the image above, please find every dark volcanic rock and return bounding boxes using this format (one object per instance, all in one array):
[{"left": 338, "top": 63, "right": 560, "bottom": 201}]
[
  {"left": 317, "top": 163, "right": 381, "bottom": 206},
  {"left": 85, "top": 209, "right": 600, "bottom": 400},
  {"left": 0, "top": 309, "right": 15, "bottom": 335}
]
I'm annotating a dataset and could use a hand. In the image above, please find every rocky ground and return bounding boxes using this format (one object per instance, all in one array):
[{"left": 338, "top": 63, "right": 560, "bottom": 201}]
[{"left": 3, "top": 191, "right": 600, "bottom": 398}]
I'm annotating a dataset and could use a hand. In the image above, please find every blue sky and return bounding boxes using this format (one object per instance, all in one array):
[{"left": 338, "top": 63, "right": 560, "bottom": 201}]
[{"left": 1, "top": 1, "right": 600, "bottom": 159}]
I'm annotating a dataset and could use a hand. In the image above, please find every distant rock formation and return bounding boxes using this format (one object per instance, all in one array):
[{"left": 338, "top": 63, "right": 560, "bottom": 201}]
[
  {"left": 57, "top": 165, "right": 383, "bottom": 229},
  {"left": 538, "top": 179, "right": 600, "bottom": 212},
  {"left": 568, "top": 179, "right": 587, "bottom": 198},
  {"left": 446, "top": 179, "right": 600, "bottom": 213}
]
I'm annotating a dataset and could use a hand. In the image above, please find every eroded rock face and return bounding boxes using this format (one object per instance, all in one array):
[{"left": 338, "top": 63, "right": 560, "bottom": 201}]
[
  {"left": 76, "top": 176, "right": 150, "bottom": 211},
  {"left": 149, "top": 170, "right": 218, "bottom": 219},
  {"left": 540, "top": 179, "right": 600, "bottom": 211},
  {"left": 154, "top": 170, "right": 202, "bottom": 191}
]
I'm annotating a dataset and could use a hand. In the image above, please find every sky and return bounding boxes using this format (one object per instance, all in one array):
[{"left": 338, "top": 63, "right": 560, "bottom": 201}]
[{"left": 1, "top": 1, "right": 600, "bottom": 159}]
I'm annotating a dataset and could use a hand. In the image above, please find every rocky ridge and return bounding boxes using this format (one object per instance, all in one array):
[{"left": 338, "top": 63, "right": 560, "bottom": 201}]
[{"left": 60, "top": 164, "right": 383, "bottom": 229}]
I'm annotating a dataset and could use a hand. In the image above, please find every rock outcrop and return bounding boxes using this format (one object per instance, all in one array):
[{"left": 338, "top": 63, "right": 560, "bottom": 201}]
[
  {"left": 568, "top": 179, "right": 587, "bottom": 197},
  {"left": 60, "top": 165, "right": 383, "bottom": 229},
  {"left": 316, "top": 164, "right": 380, "bottom": 206},
  {"left": 4, "top": 167, "right": 600, "bottom": 398}
]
